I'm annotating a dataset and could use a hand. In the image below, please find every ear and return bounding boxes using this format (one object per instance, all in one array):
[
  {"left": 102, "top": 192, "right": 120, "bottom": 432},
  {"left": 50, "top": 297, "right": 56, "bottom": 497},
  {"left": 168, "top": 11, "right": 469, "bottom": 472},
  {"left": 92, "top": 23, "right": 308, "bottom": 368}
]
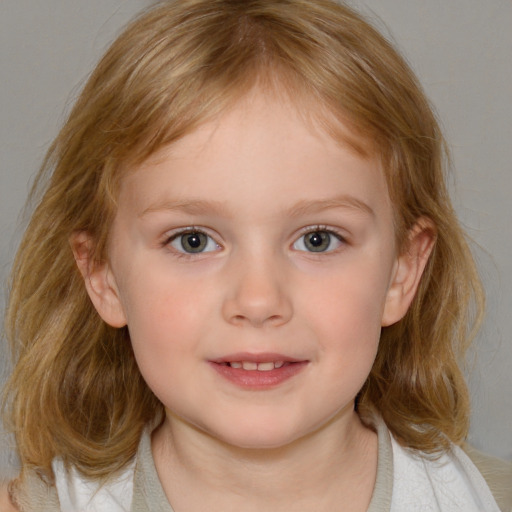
[
  {"left": 381, "top": 218, "right": 436, "bottom": 327},
  {"left": 70, "top": 231, "right": 127, "bottom": 328}
]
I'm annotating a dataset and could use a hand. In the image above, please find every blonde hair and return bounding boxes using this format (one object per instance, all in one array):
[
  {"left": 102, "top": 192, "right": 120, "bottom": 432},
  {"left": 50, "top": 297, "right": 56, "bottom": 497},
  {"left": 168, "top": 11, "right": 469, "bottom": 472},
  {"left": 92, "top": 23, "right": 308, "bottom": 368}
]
[{"left": 4, "top": 0, "right": 483, "bottom": 481}]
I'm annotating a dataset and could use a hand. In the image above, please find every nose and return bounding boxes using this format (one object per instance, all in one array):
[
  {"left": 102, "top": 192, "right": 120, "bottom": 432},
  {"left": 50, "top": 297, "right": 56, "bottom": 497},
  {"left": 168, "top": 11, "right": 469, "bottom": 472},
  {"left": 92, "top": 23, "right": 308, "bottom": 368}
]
[{"left": 221, "top": 252, "right": 293, "bottom": 328}]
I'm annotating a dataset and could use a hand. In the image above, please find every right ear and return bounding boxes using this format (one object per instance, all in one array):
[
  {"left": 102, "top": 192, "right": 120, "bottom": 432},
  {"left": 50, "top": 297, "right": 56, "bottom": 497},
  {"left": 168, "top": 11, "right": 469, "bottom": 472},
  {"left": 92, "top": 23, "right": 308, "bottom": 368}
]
[{"left": 70, "top": 231, "right": 127, "bottom": 328}]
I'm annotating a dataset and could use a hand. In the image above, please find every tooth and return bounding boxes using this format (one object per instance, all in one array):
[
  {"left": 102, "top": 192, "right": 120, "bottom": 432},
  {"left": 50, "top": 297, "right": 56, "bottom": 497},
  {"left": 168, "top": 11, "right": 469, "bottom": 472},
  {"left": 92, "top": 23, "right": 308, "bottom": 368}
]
[
  {"left": 242, "top": 361, "right": 258, "bottom": 371},
  {"left": 274, "top": 361, "right": 284, "bottom": 368},
  {"left": 230, "top": 362, "right": 242, "bottom": 369},
  {"left": 257, "top": 362, "right": 275, "bottom": 371}
]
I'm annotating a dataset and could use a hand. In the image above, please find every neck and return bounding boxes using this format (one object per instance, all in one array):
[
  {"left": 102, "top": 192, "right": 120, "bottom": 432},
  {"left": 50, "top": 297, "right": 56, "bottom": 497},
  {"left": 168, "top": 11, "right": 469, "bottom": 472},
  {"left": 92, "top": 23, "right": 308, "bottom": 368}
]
[{"left": 151, "top": 408, "right": 378, "bottom": 512}]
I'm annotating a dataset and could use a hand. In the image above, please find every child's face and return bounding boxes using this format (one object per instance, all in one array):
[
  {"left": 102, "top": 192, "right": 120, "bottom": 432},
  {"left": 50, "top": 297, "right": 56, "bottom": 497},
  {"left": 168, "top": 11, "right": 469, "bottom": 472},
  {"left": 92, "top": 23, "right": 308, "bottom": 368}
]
[{"left": 86, "top": 89, "right": 425, "bottom": 449}]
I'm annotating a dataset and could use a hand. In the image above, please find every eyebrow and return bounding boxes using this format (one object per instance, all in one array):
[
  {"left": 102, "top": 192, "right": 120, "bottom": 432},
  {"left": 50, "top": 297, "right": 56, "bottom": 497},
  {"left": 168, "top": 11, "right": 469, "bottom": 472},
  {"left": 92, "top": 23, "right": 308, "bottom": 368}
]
[
  {"left": 139, "top": 195, "right": 374, "bottom": 218},
  {"left": 287, "top": 196, "right": 375, "bottom": 218},
  {"left": 140, "top": 199, "right": 230, "bottom": 218}
]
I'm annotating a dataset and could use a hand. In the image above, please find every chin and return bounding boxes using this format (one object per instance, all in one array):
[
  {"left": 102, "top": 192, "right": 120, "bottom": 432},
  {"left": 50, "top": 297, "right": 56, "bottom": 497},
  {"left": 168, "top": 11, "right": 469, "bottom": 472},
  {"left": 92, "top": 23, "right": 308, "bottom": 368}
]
[
  {"left": 206, "top": 418, "right": 309, "bottom": 451},
  {"left": 221, "top": 434, "right": 302, "bottom": 452}
]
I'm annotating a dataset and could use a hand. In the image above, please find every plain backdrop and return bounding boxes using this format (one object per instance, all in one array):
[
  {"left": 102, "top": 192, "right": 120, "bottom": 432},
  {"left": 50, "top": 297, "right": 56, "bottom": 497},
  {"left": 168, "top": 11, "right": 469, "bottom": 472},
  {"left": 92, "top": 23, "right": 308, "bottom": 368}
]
[{"left": 1, "top": 0, "right": 511, "bottom": 476}]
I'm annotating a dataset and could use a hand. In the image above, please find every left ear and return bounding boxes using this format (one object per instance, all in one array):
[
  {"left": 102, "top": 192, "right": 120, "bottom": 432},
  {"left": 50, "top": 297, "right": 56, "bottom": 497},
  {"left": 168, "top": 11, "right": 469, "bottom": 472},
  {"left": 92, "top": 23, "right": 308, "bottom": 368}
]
[{"left": 381, "top": 218, "right": 436, "bottom": 327}]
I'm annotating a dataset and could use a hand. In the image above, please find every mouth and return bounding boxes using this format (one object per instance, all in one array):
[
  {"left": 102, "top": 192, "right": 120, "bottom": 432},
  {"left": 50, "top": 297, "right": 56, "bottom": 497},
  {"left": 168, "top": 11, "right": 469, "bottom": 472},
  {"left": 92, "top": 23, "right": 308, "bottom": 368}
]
[
  {"left": 218, "top": 360, "right": 287, "bottom": 371},
  {"left": 209, "top": 354, "right": 308, "bottom": 389}
]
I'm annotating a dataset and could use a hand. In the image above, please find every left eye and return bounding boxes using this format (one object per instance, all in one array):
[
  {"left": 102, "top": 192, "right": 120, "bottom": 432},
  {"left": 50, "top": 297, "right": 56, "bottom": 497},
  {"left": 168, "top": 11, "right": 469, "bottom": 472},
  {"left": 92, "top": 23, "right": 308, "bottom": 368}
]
[
  {"left": 169, "top": 231, "right": 219, "bottom": 254},
  {"left": 293, "top": 230, "right": 343, "bottom": 253}
]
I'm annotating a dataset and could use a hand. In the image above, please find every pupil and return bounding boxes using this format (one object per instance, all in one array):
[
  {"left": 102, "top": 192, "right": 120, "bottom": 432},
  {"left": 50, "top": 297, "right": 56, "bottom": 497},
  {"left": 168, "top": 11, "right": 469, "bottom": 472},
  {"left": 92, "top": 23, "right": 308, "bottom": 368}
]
[
  {"left": 182, "top": 232, "right": 206, "bottom": 252},
  {"left": 306, "top": 231, "right": 329, "bottom": 252},
  {"left": 187, "top": 234, "right": 201, "bottom": 248},
  {"left": 309, "top": 233, "right": 324, "bottom": 246}
]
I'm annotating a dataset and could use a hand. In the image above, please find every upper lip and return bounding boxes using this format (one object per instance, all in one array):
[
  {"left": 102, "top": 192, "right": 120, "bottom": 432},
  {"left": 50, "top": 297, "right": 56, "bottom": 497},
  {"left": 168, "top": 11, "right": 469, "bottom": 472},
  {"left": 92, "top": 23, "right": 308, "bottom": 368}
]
[{"left": 210, "top": 352, "right": 306, "bottom": 363}]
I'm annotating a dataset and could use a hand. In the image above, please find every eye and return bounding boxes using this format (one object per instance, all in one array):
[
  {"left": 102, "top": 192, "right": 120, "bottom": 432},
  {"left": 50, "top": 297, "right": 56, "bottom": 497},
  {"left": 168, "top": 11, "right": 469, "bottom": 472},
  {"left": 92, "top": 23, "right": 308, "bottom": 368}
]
[
  {"left": 293, "top": 229, "right": 343, "bottom": 253},
  {"left": 168, "top": 230, "right": 219, "bottom": 254}
]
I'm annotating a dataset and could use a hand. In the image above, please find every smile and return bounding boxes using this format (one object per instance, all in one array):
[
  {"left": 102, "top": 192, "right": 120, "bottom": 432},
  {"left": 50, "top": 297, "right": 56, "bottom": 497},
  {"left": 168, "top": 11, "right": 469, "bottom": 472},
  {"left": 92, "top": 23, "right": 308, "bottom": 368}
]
[
  {"left": 220, "top": 361, "right": 286, "bottom": 371},
  {"left": 210, "top": 355, "right": 308, "bottom": 389}
]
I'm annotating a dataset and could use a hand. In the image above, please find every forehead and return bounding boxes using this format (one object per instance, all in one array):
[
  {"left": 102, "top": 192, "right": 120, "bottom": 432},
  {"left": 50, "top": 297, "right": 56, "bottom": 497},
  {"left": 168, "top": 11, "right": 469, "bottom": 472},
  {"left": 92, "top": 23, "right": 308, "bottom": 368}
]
[
  {"left": 116, "top": 89, "right": 392, "bottom": 225},
  {"left": 128, "top": 84, "right": 377, "bottom": 179}
]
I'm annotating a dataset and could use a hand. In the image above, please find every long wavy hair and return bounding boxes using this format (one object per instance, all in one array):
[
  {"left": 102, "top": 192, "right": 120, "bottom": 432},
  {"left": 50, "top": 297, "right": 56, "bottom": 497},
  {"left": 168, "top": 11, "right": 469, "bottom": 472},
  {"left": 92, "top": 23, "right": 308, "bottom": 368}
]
[{"left": 3, "top": 0, "right": 483, "bottom": 482}]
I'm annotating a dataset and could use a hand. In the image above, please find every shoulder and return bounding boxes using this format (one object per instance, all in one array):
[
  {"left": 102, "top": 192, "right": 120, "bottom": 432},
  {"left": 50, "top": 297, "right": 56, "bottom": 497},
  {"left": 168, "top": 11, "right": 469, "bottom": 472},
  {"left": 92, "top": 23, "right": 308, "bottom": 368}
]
[
  {"left": 463, "top": 444, "right": 512, "bottom": 512},
  {"left": 389, "top": 435, "right": 508, "bottom": 511},
  {"left": 1, "top": 472, "right": 61, "bottom": 512},
  {"left": 0, "top": 481, "right": 19, "bottom": 511}
]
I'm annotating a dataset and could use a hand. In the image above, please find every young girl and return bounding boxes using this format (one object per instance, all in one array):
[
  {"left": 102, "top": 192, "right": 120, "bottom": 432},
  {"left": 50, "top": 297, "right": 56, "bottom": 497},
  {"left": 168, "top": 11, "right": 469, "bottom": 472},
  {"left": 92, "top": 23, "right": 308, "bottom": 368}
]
[{"left": 2, "top": 0, "right": 511, "bottom": 510}]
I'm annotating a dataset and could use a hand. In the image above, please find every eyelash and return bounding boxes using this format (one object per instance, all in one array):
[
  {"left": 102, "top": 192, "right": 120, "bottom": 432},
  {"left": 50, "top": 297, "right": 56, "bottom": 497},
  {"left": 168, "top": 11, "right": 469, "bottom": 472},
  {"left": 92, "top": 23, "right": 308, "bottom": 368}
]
[
  {"left": 163, "top": 227, "right": 221, "bottom": 257},
  {"left": 162, "top": 225, "right": 348, "bottom": 257},
  {"left": 293, "top": 225, "right": 347, "bottom": 254}
]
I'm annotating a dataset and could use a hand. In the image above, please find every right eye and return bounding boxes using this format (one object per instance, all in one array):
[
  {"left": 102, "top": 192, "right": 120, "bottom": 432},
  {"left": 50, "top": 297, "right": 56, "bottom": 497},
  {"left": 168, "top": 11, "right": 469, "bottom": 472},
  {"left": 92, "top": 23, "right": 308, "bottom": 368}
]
[{"left": 168, "top": 230, "right": 219, "bottom": 254}]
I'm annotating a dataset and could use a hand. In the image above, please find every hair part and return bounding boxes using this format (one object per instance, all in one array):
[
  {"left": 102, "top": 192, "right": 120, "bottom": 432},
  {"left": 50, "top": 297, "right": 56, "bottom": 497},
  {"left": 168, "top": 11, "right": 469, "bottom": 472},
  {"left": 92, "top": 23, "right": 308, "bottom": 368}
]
[{"left": 3, "top": 0, "right": 483, "bottom": 481}]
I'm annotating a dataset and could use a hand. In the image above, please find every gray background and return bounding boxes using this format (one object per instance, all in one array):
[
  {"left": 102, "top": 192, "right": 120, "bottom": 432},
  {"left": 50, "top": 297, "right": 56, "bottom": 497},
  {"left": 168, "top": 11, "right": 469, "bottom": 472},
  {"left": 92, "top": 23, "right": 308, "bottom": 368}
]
[{"left": 1, "top": 0, "right": 511, "bottom": 476}]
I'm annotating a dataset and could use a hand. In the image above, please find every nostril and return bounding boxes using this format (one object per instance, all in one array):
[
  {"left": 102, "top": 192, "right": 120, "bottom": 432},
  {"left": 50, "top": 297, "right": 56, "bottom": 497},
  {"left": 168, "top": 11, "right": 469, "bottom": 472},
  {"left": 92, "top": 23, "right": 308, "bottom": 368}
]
[
  {"left": 229, "top": 313, "right": 286, "bottom": 328},
  {"left": 222, "top": 288, "right": 293, "bottom": 327}
]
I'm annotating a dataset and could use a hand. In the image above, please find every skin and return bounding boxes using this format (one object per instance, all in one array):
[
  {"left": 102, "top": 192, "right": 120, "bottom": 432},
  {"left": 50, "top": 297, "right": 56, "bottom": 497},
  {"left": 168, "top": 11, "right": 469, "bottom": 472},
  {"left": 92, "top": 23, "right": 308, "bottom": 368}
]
[
  {"left": 0, "top": 482, "right": 17, "bottom": 511},
  {"left": 76, "top": 88, "right": 434, "bottom": 511}
]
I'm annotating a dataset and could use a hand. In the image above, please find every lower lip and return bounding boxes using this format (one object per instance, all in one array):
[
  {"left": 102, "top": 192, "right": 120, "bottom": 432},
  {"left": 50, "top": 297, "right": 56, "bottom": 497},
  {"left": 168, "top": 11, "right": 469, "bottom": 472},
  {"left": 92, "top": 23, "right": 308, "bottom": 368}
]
[{"left": 209, "top": 361, "right": 308, "bottom": 389}]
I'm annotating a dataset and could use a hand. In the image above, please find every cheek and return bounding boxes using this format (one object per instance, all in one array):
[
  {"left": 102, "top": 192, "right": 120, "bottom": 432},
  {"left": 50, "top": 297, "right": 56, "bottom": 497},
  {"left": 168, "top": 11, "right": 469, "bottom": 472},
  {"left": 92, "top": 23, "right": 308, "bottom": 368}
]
[
  {"left": 313, "top": 289, "right": 382, "bottom": 401},
  {"left": 300, "top": 258, "right": 392, "bottom": 376},
  {"left": 118, "top": 271, "right": 213, "bottom": 371},
  {"left": 120, "top": 260, "right": 213, "bottom": 325},
  {"left": 304, "top": 259, "right": 392, "bottom": 332}
]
